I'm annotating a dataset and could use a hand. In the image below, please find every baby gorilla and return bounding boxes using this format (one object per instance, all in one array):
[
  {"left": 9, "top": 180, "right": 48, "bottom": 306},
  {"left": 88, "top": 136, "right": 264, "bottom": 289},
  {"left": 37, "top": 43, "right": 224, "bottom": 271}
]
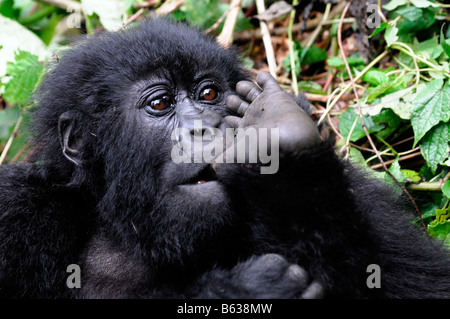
[{"left": 1, "top": 18, "right": 450, "bottom": 299}]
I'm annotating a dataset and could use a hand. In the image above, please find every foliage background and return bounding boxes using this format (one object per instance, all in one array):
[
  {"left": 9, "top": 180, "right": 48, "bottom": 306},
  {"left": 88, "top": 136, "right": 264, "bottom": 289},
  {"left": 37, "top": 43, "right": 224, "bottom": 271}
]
[{"left": 0, "top": 0, "right": 450, "bottom": 244}]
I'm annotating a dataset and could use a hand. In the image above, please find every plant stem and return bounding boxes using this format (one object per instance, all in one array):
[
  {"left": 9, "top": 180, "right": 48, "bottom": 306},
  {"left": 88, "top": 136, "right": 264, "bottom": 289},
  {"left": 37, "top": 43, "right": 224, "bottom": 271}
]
[
  {"left": 288, "top": 0, "right": 299, "bottom": 94},
  {"left": 318, "top": 50, "right": 389, "bottom": 124}
]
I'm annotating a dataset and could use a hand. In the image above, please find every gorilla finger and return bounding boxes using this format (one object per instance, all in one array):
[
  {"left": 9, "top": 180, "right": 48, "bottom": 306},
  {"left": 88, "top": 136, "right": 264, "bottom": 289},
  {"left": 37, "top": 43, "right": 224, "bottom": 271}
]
[
  {"left": 285, "top": 264, "right": 309, "bottom": 288},
  {"left": 226, "top": 95, "right": 249, "bottom": 116},
  {"left": 255, "top": 71, "right": 283, "bottom": 93},
  {"left": 300, "top": 281, "right": 325, "bottom": 299},
  {"left": 235, "top": 80, "right": 262, "bottom": 102},
  {"left": 223, "top": 115, "right": 241, "bottom": 128}
]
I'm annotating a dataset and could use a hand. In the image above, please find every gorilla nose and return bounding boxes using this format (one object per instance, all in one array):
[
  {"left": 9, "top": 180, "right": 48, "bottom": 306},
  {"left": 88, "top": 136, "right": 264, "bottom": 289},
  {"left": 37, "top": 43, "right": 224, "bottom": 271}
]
[{"left": 180, "top": 108, "right": 222, "bottom": 136}]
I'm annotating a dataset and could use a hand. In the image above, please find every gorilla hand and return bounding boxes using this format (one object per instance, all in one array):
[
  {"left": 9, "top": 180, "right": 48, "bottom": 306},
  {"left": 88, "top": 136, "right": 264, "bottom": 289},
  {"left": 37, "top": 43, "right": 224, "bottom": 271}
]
[
  {"left": 194, "top": 254, "right": 324, "bottom": 299},
  {"left": 224, "top": 71, "right": 321, "bottom": 159}
]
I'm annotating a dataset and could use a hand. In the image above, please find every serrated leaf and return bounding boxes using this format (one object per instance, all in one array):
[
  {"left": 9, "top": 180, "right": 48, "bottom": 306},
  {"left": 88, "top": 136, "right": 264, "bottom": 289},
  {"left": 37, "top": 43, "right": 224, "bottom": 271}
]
[
  {"left": 443, "top": 181, "right": 450, "bottom": 199},
  {"left": 420, "top": 122, "right": 450, "bottom": 173},
  {"left": 385, "top": 24, "right": 399, "bottom": 47},
  {"left": 411, "top": 79, "right": 450, "bottom": 146},
  {"left": 3, "top": 50, "right": 43, "bottom": 106},
  {"left": 387, "top": 158, "right": 404, "bottom": 184}
]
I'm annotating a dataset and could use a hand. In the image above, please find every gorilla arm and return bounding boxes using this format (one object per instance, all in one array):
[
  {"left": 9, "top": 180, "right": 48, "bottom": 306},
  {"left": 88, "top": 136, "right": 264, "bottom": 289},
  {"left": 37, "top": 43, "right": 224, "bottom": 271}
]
[{"left": 213, "top": 72, "right": 450, "bottom": 298}]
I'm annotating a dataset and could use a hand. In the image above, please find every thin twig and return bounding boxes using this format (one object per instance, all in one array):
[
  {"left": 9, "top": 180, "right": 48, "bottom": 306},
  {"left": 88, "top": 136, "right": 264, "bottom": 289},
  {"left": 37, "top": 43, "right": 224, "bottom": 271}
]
[
  {"left": 255, "top": 0, "right": 277, "bottom": 79},
  {"left": 0, "top": 115, "right": 23, "bottom": 166},
  {"left": 205, "top": 6, "right": 232, "bottom": 34},
  {"left": 155, "top": 0, "right": 185, "bottom": 16},
  {"left": 337, "top": 2, "right": 426, "bottom": 233},
  {"left": 118, "top": 8, "right": 145, "bottom": 30},
  {"left": 369, "top": 152, "right": 422, "bottom": 169},
  {"left": 217, "top": 0, "right": 242, "bottom": 47},
  {"left": 287, "top": 0, "right": 299, "bottom": 94}
]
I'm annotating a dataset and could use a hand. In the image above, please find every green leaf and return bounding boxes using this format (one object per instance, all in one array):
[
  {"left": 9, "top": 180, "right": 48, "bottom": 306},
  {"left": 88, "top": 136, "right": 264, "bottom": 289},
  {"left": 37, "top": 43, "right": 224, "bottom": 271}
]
[
  {"left": 327, "top": 56, "right": 364, "bottom": 69},
  {"left": 387, "top": 158, "right": 404, "bottom": 185},
  {"left": 369, "top": 22, "right": 388, "bottom": 38},
  {"left": 297, "top": 81, "right": 326, "bottom": 95},
  {"left": 383, "top": 0, "right": 407, "bottom": 11},
  {"left": 436, "top": 207, "right": 450, "bottom": 223},
  {"left": 411, "top": 79, "right": 450, "bottom": 146},
  {"left": 339, "top": 108, "right": 385, "bottom": 142},
  {"left": 401, "top": 169, "right": 422, "bottom": 183},
  {"left": 362, "top": 68, "right": 390, "bottom": 86},
  {"left": 443, "top": 181, "right": 450, "bottom": 199},
  {"left": 409, "top": 0, "right": 439, "bottom": 8},
  {"left": 3, "top": 50, "right": 44, "bottom": 106},
  {"left": 300, "top": 45, "right": 327, "bottom": 66},
  {"left": 395, "top": 6, "right": 436, "bottom": 34},
  {"left": 385, "top": 24, "right": 399, "bottom": 47},
  {"left": 420, "top": 122, "right": 450, "bottom": 173},
  {"left": 428, "top": 219, "right": 450, "bottom": 245}
]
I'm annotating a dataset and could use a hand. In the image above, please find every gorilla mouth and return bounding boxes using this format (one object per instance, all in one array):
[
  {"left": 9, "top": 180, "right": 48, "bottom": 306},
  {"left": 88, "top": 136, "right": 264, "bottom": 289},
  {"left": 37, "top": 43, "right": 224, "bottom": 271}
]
[{"left": 188, "top": 164, "right": 218, "bottom": 185}]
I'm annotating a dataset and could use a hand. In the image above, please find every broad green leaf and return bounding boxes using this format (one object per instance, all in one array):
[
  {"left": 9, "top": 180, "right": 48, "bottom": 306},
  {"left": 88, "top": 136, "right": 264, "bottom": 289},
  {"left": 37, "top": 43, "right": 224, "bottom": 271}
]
[
  {"left": 339, "top": 108, "right": 385, "bottom": 142},
  {"left": 395, "top": 6, "right": 436, "bottom": 34},
  {"left": 3, "top": 50, "right": 44, "bottom": 106},
  {"left": 300, "top": 45, "right": 327, "bottom": 66},
  {"left": 373, "top": 109, "right": 402, "bottom": 139},
  {"left": 385, "top": 24, "right": 399, "bottom": 47},
  {"left": 443, "top": 181, "right": 450, "bottom": 199},
  {"left": 364, "top": 87, "right": 415, "bottom": 119},
  {"left": 383, "top": 0, "right": 407, "bottom": 11},
  {"left": 409, "top": 0, "right": 439, "bottom": 8},
  {"left": 420, "top": 122, "right": 450, "bottom": 173},
  {"left": 411, "top": 79, "right": 450, "bottom": 146},
  {"left": 362, "top": 68, "right": 389, "bottom": 86}
]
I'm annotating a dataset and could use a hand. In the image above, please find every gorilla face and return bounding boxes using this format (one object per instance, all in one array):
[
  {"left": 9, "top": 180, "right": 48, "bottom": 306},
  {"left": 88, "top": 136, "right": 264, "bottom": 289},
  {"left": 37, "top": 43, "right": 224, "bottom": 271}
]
[{"left": 117, "top": 71, "right": 239, "bottom": 263}]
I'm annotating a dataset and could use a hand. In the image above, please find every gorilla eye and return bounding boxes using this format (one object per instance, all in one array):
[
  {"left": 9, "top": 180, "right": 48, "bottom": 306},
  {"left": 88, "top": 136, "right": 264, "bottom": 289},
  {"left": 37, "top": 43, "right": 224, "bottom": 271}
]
[
  {"left": 149, "top": 96, "right": 172, "bottom": 111},
  {"left": 200, "top": 87, "right": 217, "bottom": 101}
]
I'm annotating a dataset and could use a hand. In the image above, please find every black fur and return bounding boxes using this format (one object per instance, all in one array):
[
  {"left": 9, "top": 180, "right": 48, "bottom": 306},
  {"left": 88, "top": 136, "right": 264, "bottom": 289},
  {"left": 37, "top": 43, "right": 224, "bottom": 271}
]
[{"left": 1, "top": 18, "right": 450, "bottom": 299}]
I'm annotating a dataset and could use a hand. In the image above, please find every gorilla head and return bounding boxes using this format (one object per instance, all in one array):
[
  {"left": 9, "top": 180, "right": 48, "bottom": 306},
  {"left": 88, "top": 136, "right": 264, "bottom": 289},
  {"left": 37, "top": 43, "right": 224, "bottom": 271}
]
[{"left": 32, "top": 19, "right": 249, "bottom": 268}]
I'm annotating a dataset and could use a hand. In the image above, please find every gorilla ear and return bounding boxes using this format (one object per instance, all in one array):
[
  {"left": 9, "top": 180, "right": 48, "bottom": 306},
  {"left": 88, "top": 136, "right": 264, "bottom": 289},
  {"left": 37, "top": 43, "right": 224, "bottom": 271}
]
[{"left": 58, "top": 111, "right": 86, "bottom": 166}]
